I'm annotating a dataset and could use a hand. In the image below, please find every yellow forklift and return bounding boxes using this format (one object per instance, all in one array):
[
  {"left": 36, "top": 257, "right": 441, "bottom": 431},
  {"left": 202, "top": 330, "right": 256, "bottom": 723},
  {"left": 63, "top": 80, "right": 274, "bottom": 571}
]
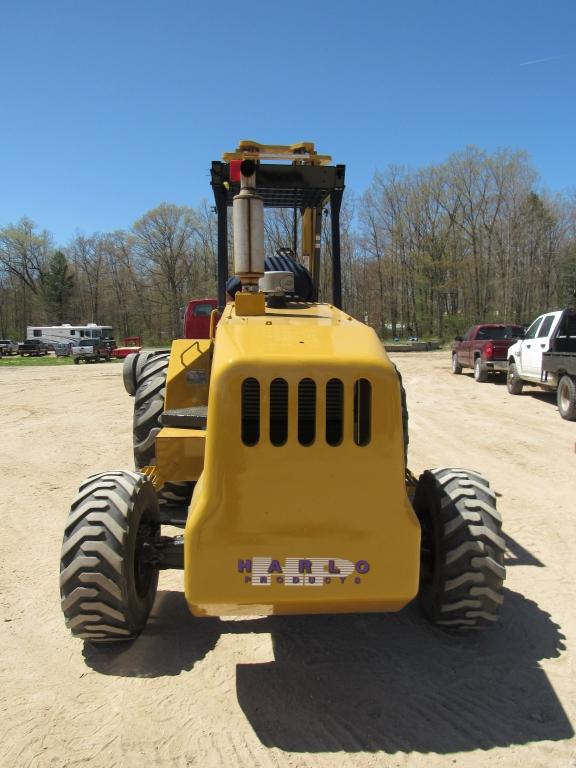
[{"left": 60, "top": 141, "right": 505, "bottom": 642}]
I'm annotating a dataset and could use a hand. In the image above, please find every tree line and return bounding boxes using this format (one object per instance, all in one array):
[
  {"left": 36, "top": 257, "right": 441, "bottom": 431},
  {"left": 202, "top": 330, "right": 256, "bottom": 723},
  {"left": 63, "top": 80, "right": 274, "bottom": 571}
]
[{"left": 1, "top": 145, "right": 575, "bottom": 342}]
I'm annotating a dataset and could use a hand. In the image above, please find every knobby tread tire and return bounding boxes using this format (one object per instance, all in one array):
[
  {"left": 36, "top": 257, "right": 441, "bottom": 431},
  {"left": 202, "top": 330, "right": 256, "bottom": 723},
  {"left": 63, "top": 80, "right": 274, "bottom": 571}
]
[
  {"left": 413, "top": 467, "right": 506, "bottom": 630},
  {"left": 123, "top": 349, "right": 171, "bottom": 397},
  {"left": 132, "top": 353, "right": 194, "bottom": 509},
  {"left": 60, "top": 471, "right": 160, "bottom": 643},
  {"left": 133, "top": 353, "right": 172, "bottom": 468},
  {"left": 122, "top": 353, "right": 139, "bottom": 396},
  {"left": 392, "top": 363, "right": 409, "bottom": 465}
]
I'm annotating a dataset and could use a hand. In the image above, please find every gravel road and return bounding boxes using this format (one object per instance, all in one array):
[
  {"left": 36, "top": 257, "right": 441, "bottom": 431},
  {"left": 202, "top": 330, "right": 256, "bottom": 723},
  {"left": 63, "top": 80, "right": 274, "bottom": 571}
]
[{"left": 0, "top": 352, "right": 574, "bottom": 767}]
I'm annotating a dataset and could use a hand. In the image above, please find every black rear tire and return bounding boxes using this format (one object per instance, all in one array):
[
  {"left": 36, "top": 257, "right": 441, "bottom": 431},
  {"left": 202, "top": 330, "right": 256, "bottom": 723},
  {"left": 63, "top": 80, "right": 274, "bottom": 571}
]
[
  {"left": 557, "top": 375, "right": 576, "bottom": 420},
  {"left": 133, "top": 353, "right": 194, "bottom": 509},
  {"left": 451, "top": 354, "right": 463, "bottom": 374},
  {"left": 507, "top": 362, "right": 523, "bottom": 394},
  {"left": 474, "top": 357, "right": 488, "bottom": 383},
  {"left": 123, "top": 350, "right": 171, "bottom": 396},
  {"left": 60, "top": 470, "right": 159, "bottom": 643},
  {"left": 122, "top": 352, "right": 140, "bottom": 396},
  {"left": 133, "top": 353, "right": 171, "bottom": 468},
  {"left": 392, "top": 363, "right": 409, "bottom": 465},
  {"left": 413, "top": 467, "right": 505, "bottom": 630}
]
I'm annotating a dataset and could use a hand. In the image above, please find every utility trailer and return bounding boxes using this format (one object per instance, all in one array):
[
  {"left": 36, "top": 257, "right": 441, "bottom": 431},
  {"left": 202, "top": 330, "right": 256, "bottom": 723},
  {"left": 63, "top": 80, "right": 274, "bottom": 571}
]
[
  {"left": 110, "top": 337, "right": 143, "bottom": 359},
  {"left": 59, "top": 141, "right": 505, "bottom": 644}
]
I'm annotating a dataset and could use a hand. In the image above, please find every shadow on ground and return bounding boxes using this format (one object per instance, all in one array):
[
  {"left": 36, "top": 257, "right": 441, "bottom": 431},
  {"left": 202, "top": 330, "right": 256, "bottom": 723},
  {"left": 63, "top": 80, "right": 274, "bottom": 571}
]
[
  {"left": 462, "top": 372, "right": 507, "bottom": 385},
  {"left": 236, "top": 591, "right": 572, "bottom": 752},
  {"left": 529, "top": 390, "right": 560, "bottom": 410},
  {"left": 504, "top": 533, "right": 545, "bottom": 567},
  {"left": 82, "top": 591, "right": 222, "bottom": 677},
  {"left": 84, "top": 588, "right": 572, "bottom": 754}
]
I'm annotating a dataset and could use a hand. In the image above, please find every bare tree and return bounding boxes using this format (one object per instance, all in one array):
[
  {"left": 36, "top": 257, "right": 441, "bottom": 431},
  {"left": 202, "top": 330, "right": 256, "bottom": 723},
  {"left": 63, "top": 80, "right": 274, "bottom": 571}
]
[
  {"left": 67, "top": 233, "right": 107, "bottom": 322},
  {"left": 0, "top": 217, "right": 51, "bottom": 291},
  {"left": 0, "top": 218, "right": 52, "bottom": 331},
  {"left": 132, "top": 204, "right": 201, "bottom": 338},
  {"left": 2, "top": 146, "right": 575, "bottom": 343}
]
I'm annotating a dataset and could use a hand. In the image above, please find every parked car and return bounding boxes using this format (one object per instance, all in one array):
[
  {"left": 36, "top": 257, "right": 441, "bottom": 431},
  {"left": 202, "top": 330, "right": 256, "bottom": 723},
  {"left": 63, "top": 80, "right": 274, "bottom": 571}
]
[
  {"left": 71, "top": 338, "right": 112, "bottom": 364},
  {"left": 507, "top": 308, "right": 576, "bottom": 420},
  {"left": 19, "top": 339, "right": 49, "bottom": 356},
  {"left": 0, "top": 339, "right": 20, "bottom": 356},
  {"left": 54, "top": 342, "right": 73, "bottom": 357},
  {"left": 451, "top": 324, "right": 525, "bottom": 382}
]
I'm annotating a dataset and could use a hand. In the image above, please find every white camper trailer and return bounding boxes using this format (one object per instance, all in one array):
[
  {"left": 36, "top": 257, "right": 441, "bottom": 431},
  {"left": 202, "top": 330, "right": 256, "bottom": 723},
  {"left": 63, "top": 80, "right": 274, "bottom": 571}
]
[{"left": 26, "top": 324, "right": 115, "bottom": 350}]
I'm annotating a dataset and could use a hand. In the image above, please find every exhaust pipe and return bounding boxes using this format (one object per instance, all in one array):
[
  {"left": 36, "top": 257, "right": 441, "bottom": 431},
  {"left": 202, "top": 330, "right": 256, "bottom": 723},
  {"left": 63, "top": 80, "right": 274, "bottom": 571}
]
[{"left": 233, "top": 159, "right": 264, "bottom": 291}]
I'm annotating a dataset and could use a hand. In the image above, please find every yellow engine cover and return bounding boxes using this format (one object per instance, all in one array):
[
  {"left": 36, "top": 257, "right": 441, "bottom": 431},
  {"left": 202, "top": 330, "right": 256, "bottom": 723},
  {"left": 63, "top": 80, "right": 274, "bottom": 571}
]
[{"left": 183, "top": 303, "right": 420, "bottom": 617}]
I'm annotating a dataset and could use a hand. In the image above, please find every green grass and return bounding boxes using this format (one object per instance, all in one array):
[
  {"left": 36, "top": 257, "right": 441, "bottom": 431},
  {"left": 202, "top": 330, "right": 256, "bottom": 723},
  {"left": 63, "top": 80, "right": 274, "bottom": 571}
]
[
  {"left": 0, "top": 355, "right": 121, "bottom": 367},
  {"left": 1, "top": 355, "right": 74, "bottom": 366}
]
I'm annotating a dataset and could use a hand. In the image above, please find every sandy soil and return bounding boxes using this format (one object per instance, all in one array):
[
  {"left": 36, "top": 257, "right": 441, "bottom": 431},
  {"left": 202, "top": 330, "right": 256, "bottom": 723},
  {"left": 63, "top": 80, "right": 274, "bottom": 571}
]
[{"left": 0, "top": 352, "right": 575, "bottom": 768}]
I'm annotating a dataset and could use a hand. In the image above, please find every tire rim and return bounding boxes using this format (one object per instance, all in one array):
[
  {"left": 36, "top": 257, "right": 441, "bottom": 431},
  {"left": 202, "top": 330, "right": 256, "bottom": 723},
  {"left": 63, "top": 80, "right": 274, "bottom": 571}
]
[
  {"left": 134, "top": 512, "right": 159, "bottom": 599},
  {"left": 559, "top": 382, "right": 569, "bottom": 412}
]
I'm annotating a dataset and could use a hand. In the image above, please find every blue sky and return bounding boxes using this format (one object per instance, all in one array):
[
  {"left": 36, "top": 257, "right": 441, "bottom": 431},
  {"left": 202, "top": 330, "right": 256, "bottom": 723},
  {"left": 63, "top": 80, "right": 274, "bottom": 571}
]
[{"left": 1, "top": 0, "right": 574, "bottom": 245}]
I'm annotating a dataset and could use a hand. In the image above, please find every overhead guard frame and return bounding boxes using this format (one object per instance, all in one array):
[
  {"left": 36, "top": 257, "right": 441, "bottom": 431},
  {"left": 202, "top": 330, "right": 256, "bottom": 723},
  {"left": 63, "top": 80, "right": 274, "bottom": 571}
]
[{"left": 210, "top": 161, "right": 346, "bottom": 310}]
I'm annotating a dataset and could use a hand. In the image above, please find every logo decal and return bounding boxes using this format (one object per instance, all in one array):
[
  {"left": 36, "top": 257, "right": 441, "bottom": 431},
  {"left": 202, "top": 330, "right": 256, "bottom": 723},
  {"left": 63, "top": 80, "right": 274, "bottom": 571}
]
[{"left": 237, "top": 557, "right": 370, "bottom": 587}]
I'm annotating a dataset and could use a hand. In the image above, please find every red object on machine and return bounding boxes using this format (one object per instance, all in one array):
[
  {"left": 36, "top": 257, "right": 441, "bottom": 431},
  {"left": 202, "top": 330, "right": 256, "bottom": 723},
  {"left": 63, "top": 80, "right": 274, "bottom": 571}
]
[
  {"left": 229, "top": 160, "right": 242, "bottom": 182},
  {"left": 183, "top": 299, "right": 219, "bottom": 339},
  {"left": 112, "top": 301, "right": 221, "bottom": 355},
  {"left": 111, "top": 336, "right": 143, "bottom": 359}
]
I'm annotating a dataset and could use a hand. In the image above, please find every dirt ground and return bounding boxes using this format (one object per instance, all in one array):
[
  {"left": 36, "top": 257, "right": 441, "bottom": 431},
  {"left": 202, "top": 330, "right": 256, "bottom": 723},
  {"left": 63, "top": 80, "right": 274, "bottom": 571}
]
[{"left": 1, "top": 351, "right": 575, "bottom": 768}]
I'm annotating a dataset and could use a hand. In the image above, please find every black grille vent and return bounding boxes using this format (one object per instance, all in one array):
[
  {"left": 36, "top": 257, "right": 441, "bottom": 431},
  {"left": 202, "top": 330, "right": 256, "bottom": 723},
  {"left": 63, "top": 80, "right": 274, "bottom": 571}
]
[
  {"left": 241, "top": 378, "right": 260, "bottom": 445},
  {"left": 270, "top": 378, "right": 288, "bottom": 446},
  {"left": 298, "top": 378, "right": 316, "bottom": 446},
  {"left": 354, "top": 378, "right": 371, "bottom": 446},
  {"left": 241, "top": 376, "right": 371, "bottom": 447},
  {"left": 326, "top": 378, "right": 344, "bottom": 446}
]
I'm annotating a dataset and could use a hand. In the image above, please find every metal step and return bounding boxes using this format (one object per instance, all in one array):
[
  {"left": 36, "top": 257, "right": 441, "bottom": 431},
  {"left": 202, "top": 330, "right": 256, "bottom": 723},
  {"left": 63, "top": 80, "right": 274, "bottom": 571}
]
[
  {"left": 158, "top": 504, "right": 188, "bottom": 528},
  {"left": 160, "top": 406, "right": 208, "bottom": 429}
]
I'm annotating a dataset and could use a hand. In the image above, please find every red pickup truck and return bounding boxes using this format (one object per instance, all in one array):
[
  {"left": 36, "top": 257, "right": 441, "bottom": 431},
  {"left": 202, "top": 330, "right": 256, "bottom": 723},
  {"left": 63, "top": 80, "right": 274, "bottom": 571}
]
[
  {"left": 182, "top": 298, "right": 218, "bottom": 339},
  {"left": 452, "top": 324, "right": 525, "bottom": 382}
]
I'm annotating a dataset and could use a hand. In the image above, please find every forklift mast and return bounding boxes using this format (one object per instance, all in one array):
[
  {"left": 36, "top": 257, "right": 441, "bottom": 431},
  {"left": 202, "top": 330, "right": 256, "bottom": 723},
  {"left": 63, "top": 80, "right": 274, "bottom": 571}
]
[{"left": 210, "top": 140, "right": 345, "bottom": 309}]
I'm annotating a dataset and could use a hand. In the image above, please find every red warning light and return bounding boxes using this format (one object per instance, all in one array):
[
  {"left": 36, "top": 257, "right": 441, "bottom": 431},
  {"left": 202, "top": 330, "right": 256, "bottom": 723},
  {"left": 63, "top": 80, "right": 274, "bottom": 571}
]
[{"left": 229, "top": 160, "right": 242, "bottom": 182}]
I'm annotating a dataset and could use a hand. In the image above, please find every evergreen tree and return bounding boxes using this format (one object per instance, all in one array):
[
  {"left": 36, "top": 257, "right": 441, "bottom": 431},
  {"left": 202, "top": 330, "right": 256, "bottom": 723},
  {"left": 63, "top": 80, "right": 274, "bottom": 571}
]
[{"left": 40, "top": 250, "right": 74, "bottom": 322}]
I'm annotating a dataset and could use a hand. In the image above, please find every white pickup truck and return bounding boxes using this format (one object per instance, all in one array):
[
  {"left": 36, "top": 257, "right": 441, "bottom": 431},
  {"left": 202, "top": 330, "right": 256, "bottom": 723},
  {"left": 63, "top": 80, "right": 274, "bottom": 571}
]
[{"left": 507, "top": 307, "right": 576, "bottom": 420}]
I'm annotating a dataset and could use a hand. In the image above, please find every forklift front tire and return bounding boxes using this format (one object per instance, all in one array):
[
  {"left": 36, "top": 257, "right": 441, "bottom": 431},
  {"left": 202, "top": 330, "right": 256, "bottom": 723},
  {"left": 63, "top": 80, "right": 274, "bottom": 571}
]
[
  {"left": 413, "top": 467, "right": 505, "bottom": 630},
  {"left": 60, "top": 470, "right": 160, "bottom": 643}
]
